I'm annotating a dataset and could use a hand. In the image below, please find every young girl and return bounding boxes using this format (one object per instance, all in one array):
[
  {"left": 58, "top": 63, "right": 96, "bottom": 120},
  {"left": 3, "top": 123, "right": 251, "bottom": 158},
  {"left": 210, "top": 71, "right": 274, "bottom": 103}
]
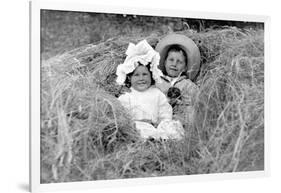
[
  {"left": 116, "top": 40, "right": 184, "bottom": 140},
  {"left": 155, "top": 34, "right": 201, "bottom": 124}
]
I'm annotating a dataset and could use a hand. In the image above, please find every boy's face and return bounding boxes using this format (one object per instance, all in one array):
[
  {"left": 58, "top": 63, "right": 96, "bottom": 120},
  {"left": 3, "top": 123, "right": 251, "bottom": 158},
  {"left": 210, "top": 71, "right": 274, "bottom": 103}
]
[
  {"left": 164, "top": 51, "right": 187, "bottom": 77},
  {"left": 130, "top": 65, "right": 152, "bottom": 92}
]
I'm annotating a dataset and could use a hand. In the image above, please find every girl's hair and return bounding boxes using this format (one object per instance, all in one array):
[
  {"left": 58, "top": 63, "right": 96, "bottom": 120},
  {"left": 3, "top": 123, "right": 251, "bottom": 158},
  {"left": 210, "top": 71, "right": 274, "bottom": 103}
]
[
  {"left": 124, "top": 62, "right": 155, "bottom": 88},
  {"left": 163, "top": 45, "right": 188, "bottom": 76}
]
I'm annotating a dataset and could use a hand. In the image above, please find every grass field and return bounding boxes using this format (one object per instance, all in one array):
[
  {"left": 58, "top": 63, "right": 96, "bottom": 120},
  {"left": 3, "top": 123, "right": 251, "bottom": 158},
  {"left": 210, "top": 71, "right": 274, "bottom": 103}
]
[{"left": 40, "top": 10, "right": 264, "bottom": 183}]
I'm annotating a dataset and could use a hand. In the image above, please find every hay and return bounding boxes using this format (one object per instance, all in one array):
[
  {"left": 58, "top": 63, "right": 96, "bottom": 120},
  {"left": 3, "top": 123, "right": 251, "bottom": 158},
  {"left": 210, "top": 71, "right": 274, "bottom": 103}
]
[{"left": 40, "top": 27, "right": 264, "bottom": 182}]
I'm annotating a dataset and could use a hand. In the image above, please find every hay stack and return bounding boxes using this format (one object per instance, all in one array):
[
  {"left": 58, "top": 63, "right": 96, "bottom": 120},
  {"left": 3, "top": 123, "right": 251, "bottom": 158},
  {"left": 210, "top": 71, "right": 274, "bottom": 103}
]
[{"left": 41, "top": 27, "right": 264, "bottom": 182}]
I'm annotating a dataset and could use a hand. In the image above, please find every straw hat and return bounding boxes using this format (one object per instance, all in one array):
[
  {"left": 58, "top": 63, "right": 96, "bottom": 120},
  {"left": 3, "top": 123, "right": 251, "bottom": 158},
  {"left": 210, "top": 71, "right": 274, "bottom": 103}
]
[{"left": 156, "top": 33, "right": 201, "bottom": 80}]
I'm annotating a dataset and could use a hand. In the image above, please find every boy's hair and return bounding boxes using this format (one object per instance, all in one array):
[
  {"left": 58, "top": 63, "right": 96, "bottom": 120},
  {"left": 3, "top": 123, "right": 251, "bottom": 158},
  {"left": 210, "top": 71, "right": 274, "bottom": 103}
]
[
  {"left": 163, "top": 45, "right": 188, "bottom": 76},
  {"left": 124, "top": 62, "right": 155, "bottom": 88}
]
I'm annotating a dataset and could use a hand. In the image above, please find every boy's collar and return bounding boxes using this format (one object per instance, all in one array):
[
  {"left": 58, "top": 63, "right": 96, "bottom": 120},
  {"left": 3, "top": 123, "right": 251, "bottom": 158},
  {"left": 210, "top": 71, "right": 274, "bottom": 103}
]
[{"left": 161, "top": 74, "right": 187, "bottom": 83}]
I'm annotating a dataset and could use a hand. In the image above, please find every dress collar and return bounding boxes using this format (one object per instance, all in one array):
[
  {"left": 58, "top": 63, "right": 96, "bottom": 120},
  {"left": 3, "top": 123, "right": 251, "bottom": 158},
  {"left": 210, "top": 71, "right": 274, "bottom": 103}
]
[{"left": 130, "top": 86, "right": 154, "bottom": 94}]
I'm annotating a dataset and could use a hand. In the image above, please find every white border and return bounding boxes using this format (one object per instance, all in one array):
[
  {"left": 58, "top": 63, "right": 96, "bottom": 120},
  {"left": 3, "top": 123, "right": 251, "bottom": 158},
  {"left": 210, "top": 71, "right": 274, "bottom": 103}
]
[
  {"left": 264, "top": 13, "right": 271, "bottom": 182},
  {"left": 30, "top": 0, "right": 270, "bottom": 192},
  {"left": 35, "top": 0, "right": 267, "bottom": 22},
  {"left": 30, "top": 0, "right": 41, "bottom": 192}
]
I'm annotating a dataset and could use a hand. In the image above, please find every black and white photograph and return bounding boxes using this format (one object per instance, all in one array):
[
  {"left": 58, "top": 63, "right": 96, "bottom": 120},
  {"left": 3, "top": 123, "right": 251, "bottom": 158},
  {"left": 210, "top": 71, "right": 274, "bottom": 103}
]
[
  {"left": 39, "top": 8, "right": 265, "bottom": 184},
  {"left": 5, "top": 0, "right": 281, "bottom": 192}
]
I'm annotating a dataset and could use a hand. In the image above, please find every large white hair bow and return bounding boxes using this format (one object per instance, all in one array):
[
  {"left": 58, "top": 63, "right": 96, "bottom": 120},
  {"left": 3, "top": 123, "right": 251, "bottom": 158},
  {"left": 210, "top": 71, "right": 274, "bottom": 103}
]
[{"left": 116, "top": 40, "right": 163, "bottom": 85}]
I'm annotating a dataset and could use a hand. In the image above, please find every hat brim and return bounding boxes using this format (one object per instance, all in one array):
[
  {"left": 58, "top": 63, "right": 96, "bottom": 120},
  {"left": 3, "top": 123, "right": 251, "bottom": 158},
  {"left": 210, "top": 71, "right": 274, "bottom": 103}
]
[{"left": 156, "top": 34, "right": 201, "bottom": 80}]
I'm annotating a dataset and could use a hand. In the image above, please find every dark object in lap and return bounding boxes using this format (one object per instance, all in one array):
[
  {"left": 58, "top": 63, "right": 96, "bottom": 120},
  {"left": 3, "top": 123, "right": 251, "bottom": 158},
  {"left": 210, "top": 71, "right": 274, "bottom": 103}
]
[{"left": 167, "top": 87, "right": 182, "bottom": 107}]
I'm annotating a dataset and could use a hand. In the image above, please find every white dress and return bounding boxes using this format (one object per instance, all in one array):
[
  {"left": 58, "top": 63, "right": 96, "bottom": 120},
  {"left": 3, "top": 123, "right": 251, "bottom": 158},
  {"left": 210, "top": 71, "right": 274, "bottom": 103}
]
[{"left": 118, "top": 86, "right": 184, "bottom": 140}]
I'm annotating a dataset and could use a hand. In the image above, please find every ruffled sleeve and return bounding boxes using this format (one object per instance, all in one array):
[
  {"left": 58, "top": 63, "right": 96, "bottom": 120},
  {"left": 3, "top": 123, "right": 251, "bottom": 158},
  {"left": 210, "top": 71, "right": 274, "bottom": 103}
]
[{"left": 157, "top": 90, "right": 173, "bottom": 122}]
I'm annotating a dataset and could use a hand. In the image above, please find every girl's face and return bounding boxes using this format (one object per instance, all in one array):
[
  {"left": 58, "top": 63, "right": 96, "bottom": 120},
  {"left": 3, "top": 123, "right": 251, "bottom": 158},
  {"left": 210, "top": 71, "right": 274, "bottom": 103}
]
[
  {"left": 164, "top": 51, "right": 187, "bottom": 77},
  {"left": 130, "top": 65, "right": 152, "bottom": 92}
]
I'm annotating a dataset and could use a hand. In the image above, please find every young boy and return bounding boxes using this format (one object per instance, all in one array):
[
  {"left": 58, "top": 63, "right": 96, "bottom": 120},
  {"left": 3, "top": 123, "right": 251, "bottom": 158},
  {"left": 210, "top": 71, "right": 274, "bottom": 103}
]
[{"left": 155, "top": 33, "right": 201, "bottom": 124}]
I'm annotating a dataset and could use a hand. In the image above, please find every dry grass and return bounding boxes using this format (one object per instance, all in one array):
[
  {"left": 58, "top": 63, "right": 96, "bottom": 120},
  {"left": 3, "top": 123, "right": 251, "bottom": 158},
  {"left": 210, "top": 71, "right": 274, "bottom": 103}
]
[{"left": 40, "top": 27, "right": 264, "bottom": 183}]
